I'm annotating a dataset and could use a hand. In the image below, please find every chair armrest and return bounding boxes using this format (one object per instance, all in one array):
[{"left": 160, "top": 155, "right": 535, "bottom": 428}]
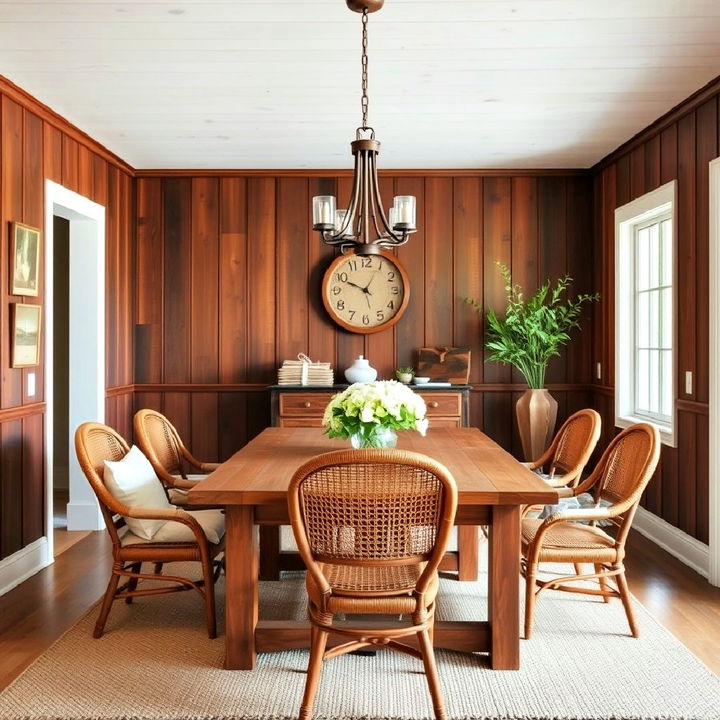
[
  {"left": 544, "top": 506, "right": 612, "bottom": 524},
  {"left": 199, "top": 462, "right": 220, "bottom": 472}
]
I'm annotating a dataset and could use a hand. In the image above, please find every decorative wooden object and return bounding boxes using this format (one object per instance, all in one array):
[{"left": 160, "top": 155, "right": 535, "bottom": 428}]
[
  {"left": 516, "top": 388, "right": 558, "bottom": 462},
  {"left": 416, "top": 347, "right": 471, "bottom": 384},
  {"left": 187, "top": 426, "right": 558, "bottom": 671}
]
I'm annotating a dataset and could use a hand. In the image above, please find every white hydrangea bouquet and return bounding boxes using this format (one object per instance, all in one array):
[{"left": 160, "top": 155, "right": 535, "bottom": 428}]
[{"left": 322, "top": 380, "right": 429, "bottom": 449}]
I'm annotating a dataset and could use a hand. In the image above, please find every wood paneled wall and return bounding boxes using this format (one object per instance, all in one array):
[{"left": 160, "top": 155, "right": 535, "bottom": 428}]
[
  {"left": 591, "top": 80, "right": 720, "bottom": 544},
  {"left": 0, "top": 78, "right": 134, "bottom": 561},
  {"left": 134, "top": 172, "right": 595, "bottom": 463}
]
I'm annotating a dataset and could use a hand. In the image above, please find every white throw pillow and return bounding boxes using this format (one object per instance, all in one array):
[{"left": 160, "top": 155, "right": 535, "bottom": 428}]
[{"left": 103, "top": 445, "right": 172, "bottom": 540}]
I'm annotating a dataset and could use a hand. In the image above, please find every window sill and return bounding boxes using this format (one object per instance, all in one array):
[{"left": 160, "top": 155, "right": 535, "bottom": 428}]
[{"left": 615, "top": 414, "right": 675, "bottom": 448}]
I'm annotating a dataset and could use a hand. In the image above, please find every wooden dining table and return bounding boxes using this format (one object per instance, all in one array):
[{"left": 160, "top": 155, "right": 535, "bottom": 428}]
[{"left": 188, "top": 426, "right": 558, "bottom": 671}]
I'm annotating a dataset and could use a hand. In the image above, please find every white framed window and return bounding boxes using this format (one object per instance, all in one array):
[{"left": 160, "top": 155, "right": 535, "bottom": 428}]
[{"left": 615, "top": 180, "right": 676, "bottom": 447}]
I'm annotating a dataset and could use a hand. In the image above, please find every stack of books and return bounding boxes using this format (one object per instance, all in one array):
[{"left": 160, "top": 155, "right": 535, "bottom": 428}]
[{"left": 277, "top": 354, "right": 334, "bottom": 386}]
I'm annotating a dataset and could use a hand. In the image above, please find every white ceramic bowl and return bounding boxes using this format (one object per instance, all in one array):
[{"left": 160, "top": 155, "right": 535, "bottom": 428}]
[{"left": 413, "top": 376, "right": 430, "bottom": 384}]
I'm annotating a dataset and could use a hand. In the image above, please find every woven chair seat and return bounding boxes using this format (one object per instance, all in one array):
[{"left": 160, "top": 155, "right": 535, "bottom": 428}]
[
  {"left": 307, "top": 562, "right": 438, "bottom": 615},
  {"left": 521, "top": 518, "right": 621, "bottom": 563}
]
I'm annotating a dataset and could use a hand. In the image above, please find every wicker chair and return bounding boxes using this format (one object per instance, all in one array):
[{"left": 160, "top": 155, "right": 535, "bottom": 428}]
[
  {"left": 288, "top": 449, "right": 458, "bottom": 720},
  {"left": 521, "top": 423, "right": 660, "bottom": 639},
  {"left": 524, "top": 408, "right": 602, "bottom": 489},
  {"left": 133, "top": 409, "right": 220, "bottom": 505},
  {"left": 75, "top": 422, "right": 224, "bottom": 639}
]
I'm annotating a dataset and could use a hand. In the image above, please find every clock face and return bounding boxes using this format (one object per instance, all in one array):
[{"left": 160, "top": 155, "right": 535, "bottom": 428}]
[{"left": 322, "top": 250, "right": 409, "bottom": 334}]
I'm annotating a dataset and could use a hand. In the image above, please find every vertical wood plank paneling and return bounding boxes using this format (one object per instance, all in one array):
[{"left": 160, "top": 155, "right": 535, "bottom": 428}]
[
  {"left": 190, "top": 177, "right": 219, "bottom": 383},
  {"left": 219, "top": 392, "right": 247, "bottom": 460},
  {"left": 61, "top": 135, "right": 79, "bottom": 192},
  {"left": 629, "top": 145, "right": 646, "bottom": 198},
  {"left": 276, "top": 178, "right": 309, "bottom": 364},
  {"left": 42, "top": 122, "right": 62, "bottom": 184},
  {"left": 395, "top": 177, "right": 426, "bottom": 369},
  {"left": 0, "top": 421, "right": 23, "bottom": 560},
  {"left": 246, "top": 178, "right": 276, "bottom": 383},
  {"left": 677, "top": 411, "right": 697, "bottom": 537},
  {"left": 677, "top": 112, "right": 697, "bottom": 402},
  {"left": 135, "top": 178, "right": 164, "bottom": 383},
  {"left": 615, "top": 153, "right": 630, "bottom": 207},
  {"left": 21, "top": 413, "right": 44, "bottom": 546},
  {"left": 307, "top": 177, "right": 338, "bottom": 368},
  {"left": 601, "top": 166, "right": 616, "bottom": 397},
  {"left": 105, "top": 167, "right": 120, "bottom": 388},
  {"left": 92, "top": 153, "right": 108, "bottom": 207},
  {"left": 219, "top": 177, "right": 248, "bottom": 383},
  {"left": 538, "top": 177, "right": 567, "bottom": 388},
  {"left": 660, "top": 124, "right": 678, "bottom": 186},
  {"left": 163, "top": 178, "right": 192, "bottom": 383},
  {"left": 566, "top": 178, "right": 593, "bottom": 385},
  {"left": 2, "top": 97, "right": 24, "bottom": 410},
  {"left": 644, "top": 134, "right": 661, "bottom": 191},
  {"left": 452, "top": 177, "right": 483, "bottom": 404},
  {"left": 510, "top": 176, "right": 538, "bottom": 386},
  {"left": 120, "top": 171, "right": 134, "bottom": 388},
  {"left": 78, "top": 145, "right": 93, "bottom": 199},
  {"left": 694, "top": 98, "right": 716, "bottom": 405},
  {"left": 22, "top": 110, "right": 44, "bottom": 405},
  {"left": 482, "top": 177, "right": 512, "bottom": 386},
  {"left": 334, "top": 176, "right": 366, "bottom": 375},
  {"left": 696, "top": 413, "right": 709, "bottom": 544},
  {"left": 424, "top": 177, "right": 454, "bottom": 348}
]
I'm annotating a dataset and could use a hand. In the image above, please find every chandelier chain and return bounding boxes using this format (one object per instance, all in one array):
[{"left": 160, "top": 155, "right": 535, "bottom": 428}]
[{"left": 361, "top": 9, "right": 369, "bottom": 128}]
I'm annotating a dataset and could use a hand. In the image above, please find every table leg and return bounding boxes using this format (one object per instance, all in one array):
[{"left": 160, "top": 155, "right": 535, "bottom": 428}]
[
  {"left": 259, "top": 526, "right": 281, "bottom": 580},
  {"left": 457, "top": 525, "right": 479, "bottom": 580},
  {"left": 225, "top": 506, "right": 259, "bottom": 670},
  {"left": 488, "top": 505, "right": 520, "bottom": 670}
]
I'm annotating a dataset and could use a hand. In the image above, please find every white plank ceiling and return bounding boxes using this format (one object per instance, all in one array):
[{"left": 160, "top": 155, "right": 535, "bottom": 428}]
[{"left": 1, "top": 0, "right": 720, "bottom": 169}]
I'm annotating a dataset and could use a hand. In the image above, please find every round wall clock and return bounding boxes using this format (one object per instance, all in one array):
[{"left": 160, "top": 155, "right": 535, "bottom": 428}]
[{"left": 321, "top": 250, "right": 410, "bottom": 334}]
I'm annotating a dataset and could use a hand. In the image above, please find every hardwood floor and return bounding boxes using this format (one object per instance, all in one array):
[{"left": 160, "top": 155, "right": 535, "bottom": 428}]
[{"left": 0, "top": 530, "right": 718, "bottom": 692}]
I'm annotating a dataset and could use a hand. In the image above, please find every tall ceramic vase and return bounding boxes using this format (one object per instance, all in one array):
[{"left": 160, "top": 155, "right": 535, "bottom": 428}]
[{"left": 516, "top": 389, "right": 558, "bottom": 462}]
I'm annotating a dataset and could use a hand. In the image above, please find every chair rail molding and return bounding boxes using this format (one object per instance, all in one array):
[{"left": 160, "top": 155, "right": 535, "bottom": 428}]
[{"left": 708, "top": 156, "right": 720, "bottom": 587}]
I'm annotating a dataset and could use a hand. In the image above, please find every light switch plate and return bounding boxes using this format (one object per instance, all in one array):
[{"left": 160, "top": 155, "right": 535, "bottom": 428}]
[
  {"left": 27, "top": 372, "right": 35, "bottom": 397},
  {"left": 685, "top": 371, "right": 693, "bottom": 395},
  {"left": 596, "top": 362, "right": 602, "bottom": 380}
]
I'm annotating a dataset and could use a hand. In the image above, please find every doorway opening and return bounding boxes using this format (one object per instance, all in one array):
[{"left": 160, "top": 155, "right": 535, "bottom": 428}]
[{"left": 44, "top": 181, "right": 106, "bottom": 561}]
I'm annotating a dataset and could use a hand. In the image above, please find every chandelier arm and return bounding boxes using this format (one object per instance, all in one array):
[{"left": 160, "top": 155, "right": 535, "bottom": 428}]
[
  {"left": 344, "top": 150, "right": 363, "bottom": 239},
  {"left": 361, "top": 151, "right": 372, "bottom": 248},
  {"left": 368, "top": 151, "right": 398, "bottom": 240}
]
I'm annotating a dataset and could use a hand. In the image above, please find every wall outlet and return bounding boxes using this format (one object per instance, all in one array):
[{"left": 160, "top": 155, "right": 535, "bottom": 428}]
[
  {"left": 27, "top": 372, "right": 35, "bottom": 397},
  {"left": 685, "top": 371, "right": 693, "bottom": 395},
  {"left": 596, "top": 362, "right": 602, "bottom": 380}
]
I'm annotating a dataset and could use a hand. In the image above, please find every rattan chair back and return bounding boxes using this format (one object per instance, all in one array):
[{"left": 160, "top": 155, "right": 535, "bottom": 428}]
[
  {"left": 289, "top": 448, "right": 457, "bottom": 597},
  {"left": 74, "top": 421, "right": 131, "bottom": 547},
  {"left": 134, "top": 409, "right": 184, "bottom": 477}
]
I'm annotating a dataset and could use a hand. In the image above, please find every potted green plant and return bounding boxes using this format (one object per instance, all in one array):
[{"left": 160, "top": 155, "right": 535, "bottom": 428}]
[
  {"left": 394, "top": 366, "right": 414, "bottom": 384},
  {"left": 465, "top": 262, "right": 599, "bottom": 460}
]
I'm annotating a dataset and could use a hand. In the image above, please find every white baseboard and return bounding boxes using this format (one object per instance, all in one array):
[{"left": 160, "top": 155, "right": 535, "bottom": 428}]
[
  {"left": 0, "top": 538, "right": 52, "bottom": 597},
  {"left": 67, "top": 502, "right": 103, "bottom": 531},
  {"left": 633, "top": 506, "right": 710, "bottom": 578}
]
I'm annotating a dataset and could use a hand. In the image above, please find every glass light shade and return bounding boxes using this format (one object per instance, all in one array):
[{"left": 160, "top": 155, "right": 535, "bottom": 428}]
[
  {"left": 388, "top": 206, "right": 398, "bottom": 230},
  {"left": 393, "top": 195, "right": 416, "bottom": 229},
  {"left": 335, "top": 208, "right": 349, "bottom": 236},
  {"left": 313, "top": 195, "right": 336, "bottom": 228}
]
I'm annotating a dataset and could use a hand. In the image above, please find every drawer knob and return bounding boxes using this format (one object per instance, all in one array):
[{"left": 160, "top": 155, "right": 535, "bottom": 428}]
[
  {"left": 430, "top": 401, "right": 439, "bottom": 408},
  {"left": 303, "top": 401, "right": 311, "bottom": 408}
]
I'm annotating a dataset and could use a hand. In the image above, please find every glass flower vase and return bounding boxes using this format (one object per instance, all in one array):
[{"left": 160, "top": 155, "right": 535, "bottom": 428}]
[{"left": 349, "top": 426, "right": 397, "bottom": 449}]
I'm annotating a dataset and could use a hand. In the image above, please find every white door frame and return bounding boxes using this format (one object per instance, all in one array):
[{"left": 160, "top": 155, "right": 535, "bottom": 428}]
[
  {"left": 44, "top": 181, "right": 106, "bottom": 554},
  {"left": 708, "top": 157, "right": 720, "bottom": 587}
]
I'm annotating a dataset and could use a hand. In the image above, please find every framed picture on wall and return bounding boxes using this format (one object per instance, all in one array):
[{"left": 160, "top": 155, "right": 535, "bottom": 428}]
[
  {"left": 11, "top": 221, "right": 41, "bottom": 297},
  {"left": 12, "top": 303, "right": 42, "bottom": 368}
]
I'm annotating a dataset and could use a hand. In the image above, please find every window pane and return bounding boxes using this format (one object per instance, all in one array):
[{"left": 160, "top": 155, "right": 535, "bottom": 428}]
[
  {"left": 637, "top": 292, "right": 649, "bottom": 347},
  {"left": 637, "top": 227, "right": 650, "bottom": 291},
  {"left": 662, "top": 350, "right": 672, "bottom": 418},
  {"left": 637, "top": 349, "right": 649, "bottom": 413},
  {"left": 661, "top": 219, "right": 673, "bottom": 286},
  {"left": 648, "top": 349, "right": 660, "bottom": 414},
  {"left": 648, "top": 222, "right": 660, "bottom": 288},
  {"left": 649, "top": 290, "right": 660, "bottom": 348},
  {"left": 661, "top": 287, "right": 672, "bottom": 349}
]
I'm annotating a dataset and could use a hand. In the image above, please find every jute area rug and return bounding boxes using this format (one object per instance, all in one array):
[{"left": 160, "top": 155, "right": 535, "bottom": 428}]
[{"left": 0, "top": 564, "right": 718, "bottom": 720}]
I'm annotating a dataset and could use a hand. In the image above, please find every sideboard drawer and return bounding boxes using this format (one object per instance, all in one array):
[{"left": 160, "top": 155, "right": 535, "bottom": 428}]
[
  {"left": 278, "top": 392, "right": 334, "bottom": 417},
  {"left": 418, "top": 392, "right": 462, "bottom": 417}
]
